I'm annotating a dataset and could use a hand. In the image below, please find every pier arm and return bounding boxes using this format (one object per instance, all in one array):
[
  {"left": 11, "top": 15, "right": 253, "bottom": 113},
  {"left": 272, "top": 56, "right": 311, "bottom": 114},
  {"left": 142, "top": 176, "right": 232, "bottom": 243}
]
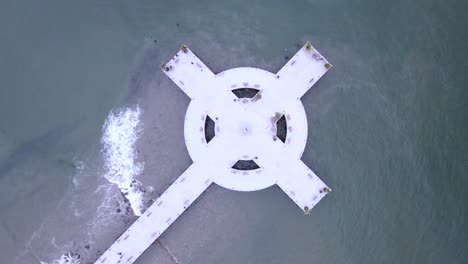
[
  {"left": 94, "top": 164, "right": 213, "bottom": 264},
  {"left": 276, "top": 160, "right": 330, "bottom": 214},
  {"left": 162, "top": 46, "right": 215, "bottom": 100},
  {"left": 276, "top": 42, "right": 332, "bottom": 99}
]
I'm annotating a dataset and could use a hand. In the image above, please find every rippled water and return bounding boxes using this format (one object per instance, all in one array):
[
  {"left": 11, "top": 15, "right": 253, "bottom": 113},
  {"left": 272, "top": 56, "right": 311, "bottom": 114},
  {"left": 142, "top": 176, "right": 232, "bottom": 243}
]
[{"left": 0, "top": 0, "right": 467, "bottom": 263}]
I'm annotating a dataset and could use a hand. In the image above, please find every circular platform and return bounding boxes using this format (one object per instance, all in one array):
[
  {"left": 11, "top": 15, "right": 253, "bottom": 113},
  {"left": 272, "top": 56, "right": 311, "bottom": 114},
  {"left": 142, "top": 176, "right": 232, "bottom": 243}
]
[{"left": 184, "top": 67, "right": 308, "bottom": 191}]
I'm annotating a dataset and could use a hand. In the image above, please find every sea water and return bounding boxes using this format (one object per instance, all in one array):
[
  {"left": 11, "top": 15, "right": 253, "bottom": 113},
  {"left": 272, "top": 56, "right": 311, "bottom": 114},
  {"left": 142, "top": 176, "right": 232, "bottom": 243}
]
[{"left": 0, "top": 0, "right": 467, "bottom": 263}]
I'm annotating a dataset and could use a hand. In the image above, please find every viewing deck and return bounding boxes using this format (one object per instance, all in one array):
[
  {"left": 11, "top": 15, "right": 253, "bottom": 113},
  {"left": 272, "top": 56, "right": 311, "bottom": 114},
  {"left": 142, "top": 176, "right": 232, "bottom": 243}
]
[{"left": 95, "top": 42, "right": 332, "bottom": 264}]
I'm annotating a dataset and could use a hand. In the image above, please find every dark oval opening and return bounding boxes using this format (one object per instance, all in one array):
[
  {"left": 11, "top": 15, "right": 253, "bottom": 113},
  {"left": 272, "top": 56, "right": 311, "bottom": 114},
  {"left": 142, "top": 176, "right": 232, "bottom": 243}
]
[
  {"left": 231, "top": 88, "right": 260, "bottom": 99},
  {"left": 204, "top": 115, "right": 215, "bottom": 143},
  {"left": 231, "top": 159, "right": 260, "bottom": 171},
  {"left": 276, "top": 115, "right": 287, "bottom": 143}
]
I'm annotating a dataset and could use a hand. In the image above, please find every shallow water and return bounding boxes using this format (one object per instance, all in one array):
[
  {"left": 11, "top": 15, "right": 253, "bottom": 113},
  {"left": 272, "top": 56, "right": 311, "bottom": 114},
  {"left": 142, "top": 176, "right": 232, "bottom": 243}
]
[{"left": 0, "top": 0, "right": 467, "bottom": 263}]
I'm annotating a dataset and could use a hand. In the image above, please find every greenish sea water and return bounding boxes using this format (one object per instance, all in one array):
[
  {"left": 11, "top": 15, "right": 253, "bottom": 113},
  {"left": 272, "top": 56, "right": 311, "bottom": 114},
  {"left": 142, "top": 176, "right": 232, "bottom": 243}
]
[{"left": 0, "top": 0, "right": 467, "bottom": 263}]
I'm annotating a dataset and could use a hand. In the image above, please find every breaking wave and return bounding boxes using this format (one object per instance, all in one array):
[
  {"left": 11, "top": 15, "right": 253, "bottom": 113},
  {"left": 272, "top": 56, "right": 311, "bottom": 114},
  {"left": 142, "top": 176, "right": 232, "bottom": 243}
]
[
  {"left": 43, "top": 253, "right": 81, "bottom": 264},
  {"left": 101, "top": 105, "right": 146, "bottom": 216}
]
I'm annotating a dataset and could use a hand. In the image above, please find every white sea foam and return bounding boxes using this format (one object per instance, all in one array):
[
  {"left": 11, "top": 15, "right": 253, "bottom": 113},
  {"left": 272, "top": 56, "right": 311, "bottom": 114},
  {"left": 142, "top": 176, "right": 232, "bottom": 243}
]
[
  {"left": 46, "top": 253, "right": 81, "bottom": 264},
  {"left": 101, "top": 105, "right": 145, "bottom": 216}
]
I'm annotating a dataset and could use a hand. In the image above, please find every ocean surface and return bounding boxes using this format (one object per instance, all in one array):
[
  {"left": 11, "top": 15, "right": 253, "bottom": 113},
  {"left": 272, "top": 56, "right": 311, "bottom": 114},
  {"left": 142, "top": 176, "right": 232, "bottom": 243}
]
[{"left": 1, "top": 0, "right": 467, "bottom": 263}]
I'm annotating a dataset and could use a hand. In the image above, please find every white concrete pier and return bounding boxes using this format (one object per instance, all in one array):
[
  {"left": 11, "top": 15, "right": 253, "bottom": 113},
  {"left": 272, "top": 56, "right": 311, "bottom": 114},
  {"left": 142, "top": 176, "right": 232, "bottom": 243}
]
[
  {"left": 95, "top": 164, "right": 212, "bottom": 264},
  {"left": 95, "top": 42, "right": 332, "bottom": 264}
]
